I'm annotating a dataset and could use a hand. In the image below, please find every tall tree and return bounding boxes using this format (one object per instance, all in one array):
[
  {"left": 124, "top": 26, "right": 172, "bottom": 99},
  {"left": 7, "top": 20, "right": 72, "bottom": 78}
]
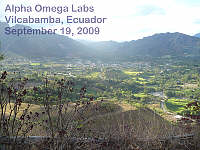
[{"left": 0, "top": 41, "right": 4, "bottom": 61}]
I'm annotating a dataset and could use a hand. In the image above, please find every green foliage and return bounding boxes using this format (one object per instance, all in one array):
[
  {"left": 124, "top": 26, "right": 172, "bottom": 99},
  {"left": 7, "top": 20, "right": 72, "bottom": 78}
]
[
  {"left": 0, "top": 41, "right": 4, "bottom": 61},
  {"left": 165, "top": 90, "right": 176, "bottom": 98},
  {"left": 166, "top": 98, "right": 190, "bottom": 114}
]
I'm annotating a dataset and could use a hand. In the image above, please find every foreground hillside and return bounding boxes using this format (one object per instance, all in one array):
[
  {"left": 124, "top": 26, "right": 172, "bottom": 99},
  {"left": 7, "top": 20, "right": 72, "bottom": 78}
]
[{"left": 1, "top": 99, "right": 199, "bottom": 149}]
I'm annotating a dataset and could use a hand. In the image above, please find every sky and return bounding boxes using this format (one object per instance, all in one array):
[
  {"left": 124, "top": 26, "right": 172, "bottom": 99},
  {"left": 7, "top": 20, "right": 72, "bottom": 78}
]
[{"left": 0, "top": 0, "right": 200, "bottom": 41}]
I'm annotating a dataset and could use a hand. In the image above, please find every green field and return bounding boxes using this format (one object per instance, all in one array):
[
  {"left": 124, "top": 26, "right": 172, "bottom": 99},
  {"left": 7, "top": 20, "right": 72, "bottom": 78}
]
[
  {"left": 134, "top": 93, "right": 148, "bottom": 98},
  {"left": 123, "top": 70, "right": 142, "bottom": 76},
  {"left": 166, "top": 98, "right": 190, "bottom": 114},
  {"left": 30, "top": 63, "right": 41, "bottom": 66}
]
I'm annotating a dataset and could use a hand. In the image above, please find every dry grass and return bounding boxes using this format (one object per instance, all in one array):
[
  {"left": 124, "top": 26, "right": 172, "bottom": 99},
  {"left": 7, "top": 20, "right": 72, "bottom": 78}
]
[
  {"left": 181, "top": 83, "right": 198, "bottom": 89},
  {"left": 1, "top": 101, "right": 185, "bottom": 137},
  {"left": 80, "top": 107, "right": 183, "bottom": 139},
  {"left": 1, "top": 100, "right": 199, "bottom": 149},
  {"left": 2, "top": 103, "right": 41, "bottom": 118}
]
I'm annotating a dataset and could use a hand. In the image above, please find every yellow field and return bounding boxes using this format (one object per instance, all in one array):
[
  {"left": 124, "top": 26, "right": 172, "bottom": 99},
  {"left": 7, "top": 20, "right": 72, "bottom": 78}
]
[{"left": 123, "top": 71, "right": 142, "bottom": 76}]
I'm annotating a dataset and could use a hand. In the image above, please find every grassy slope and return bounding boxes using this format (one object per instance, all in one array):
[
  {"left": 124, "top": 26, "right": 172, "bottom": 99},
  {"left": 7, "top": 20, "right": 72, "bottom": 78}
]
[
  {"left": 74, "top": 100, "right": 184, "bottom": 139},
  {"left": 1, "top": 100, "right": 184, "bottom": 138}
]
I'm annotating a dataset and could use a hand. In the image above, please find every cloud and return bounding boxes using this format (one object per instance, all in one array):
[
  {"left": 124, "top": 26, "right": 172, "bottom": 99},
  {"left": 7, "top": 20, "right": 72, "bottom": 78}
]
[
  {"left": 175, "top": 0, "right": 200, "bottom": 7},
  {"left": 136, "top": 5, "right": 165, "bottom": 16},
  {"left": 194, "top": 19, "right": 200, "bottom": 24}
]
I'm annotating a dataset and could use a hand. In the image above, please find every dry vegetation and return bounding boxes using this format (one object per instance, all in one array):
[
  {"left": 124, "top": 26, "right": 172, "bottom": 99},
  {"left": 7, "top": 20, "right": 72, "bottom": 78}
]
[{"left": 2, "top": 100, "right": 199, "bottom": 149}]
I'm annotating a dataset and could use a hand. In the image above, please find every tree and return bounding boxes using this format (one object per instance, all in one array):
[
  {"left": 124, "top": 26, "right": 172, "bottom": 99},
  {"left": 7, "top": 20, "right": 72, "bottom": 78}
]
[
  {"left": 0, "top": 54, "right": 3, "bottom": 61},
  {"left": 0, "top": 41, "right": 4, "bottom": 61}
]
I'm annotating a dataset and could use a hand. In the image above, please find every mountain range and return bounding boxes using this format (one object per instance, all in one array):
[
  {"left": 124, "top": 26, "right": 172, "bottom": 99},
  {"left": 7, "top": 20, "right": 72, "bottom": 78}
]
[
  {"left": 1, "top": 22, "right": 200, "bottom": 60},
  {"left": 0, "top": 22, "right": 90, "bottom": 58},
  {"left": 194, "top": 33, "right": 200, "bottom": 38}
]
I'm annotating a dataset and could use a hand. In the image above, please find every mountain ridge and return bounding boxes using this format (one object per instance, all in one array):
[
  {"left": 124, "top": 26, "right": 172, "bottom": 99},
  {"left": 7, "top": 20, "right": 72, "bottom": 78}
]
[
  {"left": 1, "top": 22, "right": 200, "bottom": 60},
  {"left": 117, "top": 32, "right": 200, "bottom": 57},
  {"left": 194, "top": 33, "right": 200, "bottom": 38},
  {"left": 0, "top": 22, "right": 92, "bottom": 58}
]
